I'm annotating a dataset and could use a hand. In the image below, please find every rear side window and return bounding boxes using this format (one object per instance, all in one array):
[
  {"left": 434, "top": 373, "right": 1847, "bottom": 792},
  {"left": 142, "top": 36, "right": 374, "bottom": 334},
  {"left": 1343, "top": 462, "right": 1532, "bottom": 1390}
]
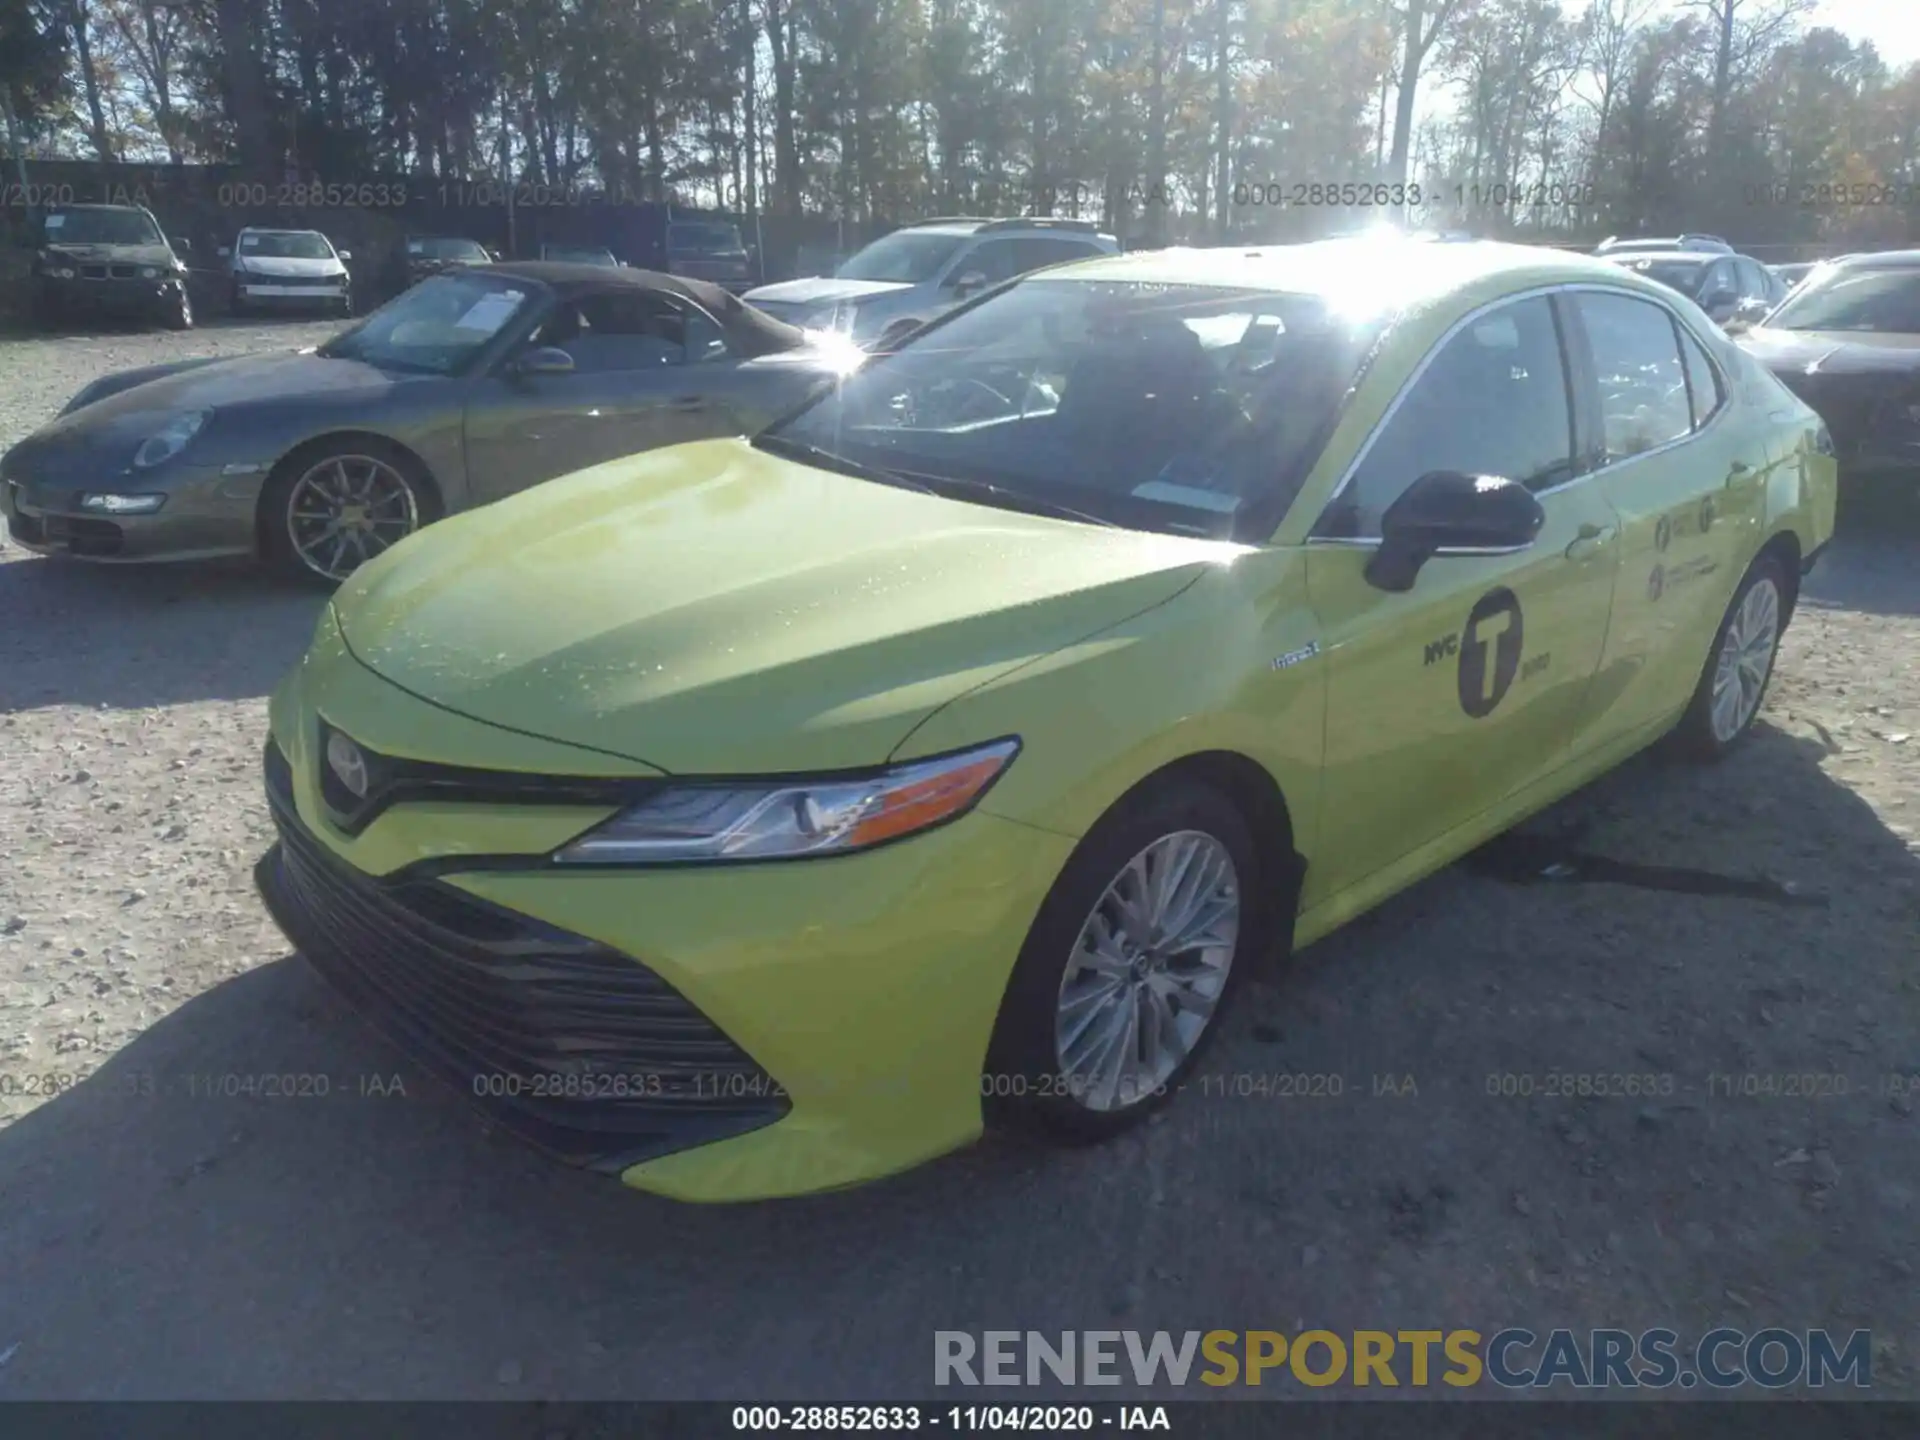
[
  {"left": 1572, "top": 292, "right": 1693, "bottom": 461},
  {"left": 1676, "top": 323, "right": 1725, "bottom": 430}
]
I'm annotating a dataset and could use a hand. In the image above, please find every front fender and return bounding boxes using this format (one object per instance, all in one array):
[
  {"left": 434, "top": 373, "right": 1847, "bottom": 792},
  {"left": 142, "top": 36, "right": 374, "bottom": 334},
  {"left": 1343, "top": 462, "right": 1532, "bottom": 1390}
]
[{"left": 60, "top": 357, "right": 229, "bottom": 416}]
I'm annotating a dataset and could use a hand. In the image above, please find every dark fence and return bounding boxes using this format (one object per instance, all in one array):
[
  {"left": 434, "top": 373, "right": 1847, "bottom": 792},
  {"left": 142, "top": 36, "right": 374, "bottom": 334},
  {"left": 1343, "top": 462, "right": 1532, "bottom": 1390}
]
[{"left": 0, "top": 160, "right": 898, "bottom": 325}]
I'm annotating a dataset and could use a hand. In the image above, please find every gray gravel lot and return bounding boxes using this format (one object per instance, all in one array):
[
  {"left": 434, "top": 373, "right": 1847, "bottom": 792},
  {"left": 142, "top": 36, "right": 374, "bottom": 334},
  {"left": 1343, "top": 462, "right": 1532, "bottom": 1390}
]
[{"left": 0, "top": 319, "right": 1917, "bottom": 1402}]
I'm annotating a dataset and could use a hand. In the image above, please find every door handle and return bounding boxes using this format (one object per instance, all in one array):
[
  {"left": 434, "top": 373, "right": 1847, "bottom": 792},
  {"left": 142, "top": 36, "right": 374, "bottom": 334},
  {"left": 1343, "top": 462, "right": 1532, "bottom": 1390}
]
[
  {"left": 1724, "top": 460, "right": 1751, "bottom": 489},
  {"left": 1564, "top": 522, "right": 1616, "bottom": 562}
]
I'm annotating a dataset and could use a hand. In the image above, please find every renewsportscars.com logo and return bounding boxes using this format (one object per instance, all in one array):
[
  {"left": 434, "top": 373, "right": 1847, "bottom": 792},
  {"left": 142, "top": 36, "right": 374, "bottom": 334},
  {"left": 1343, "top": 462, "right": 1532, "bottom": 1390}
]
[{"left": 934, "top": 1329, "right": 1872, "bottom": 1390}]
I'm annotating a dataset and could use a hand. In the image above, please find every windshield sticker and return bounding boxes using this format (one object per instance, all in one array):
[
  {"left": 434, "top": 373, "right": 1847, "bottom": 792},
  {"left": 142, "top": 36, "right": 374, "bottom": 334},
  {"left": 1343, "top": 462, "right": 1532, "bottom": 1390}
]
[
  {"left": 240, "top": 235, "right": 261, "bottom": 250},
  {"left": 407, "top": 240, "right": 424, "bottom": 254},
  {"left": 44, "top": 214, "right": 63, "bottom": 230},
  {"left": 453, "top": 290, "right": 525, "bottom": 332},
  {"left": 1130, "top": 479, "right": 1243, "bottom": 513}
]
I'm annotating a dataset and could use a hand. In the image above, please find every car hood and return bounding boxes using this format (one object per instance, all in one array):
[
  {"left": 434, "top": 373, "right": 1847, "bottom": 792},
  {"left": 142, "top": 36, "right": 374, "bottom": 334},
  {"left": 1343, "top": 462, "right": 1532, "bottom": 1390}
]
[
  {"left": 13, "top": 351, "right": 398, "bottom": 455},
  {"left": 44, "top": 242, "right": 177, "bottom": 267},
  {"left": 741, "top": 276, "right": 912, "bottom": 307},
  {"left": 1737, "top": 327, "right": 1920, "bottom": 378},
  {"left": 333, "top": 437, "right": 1222, "bottom": 774},
  {"left": 236, "top": 254, "right": 344, "bottom": 277}
]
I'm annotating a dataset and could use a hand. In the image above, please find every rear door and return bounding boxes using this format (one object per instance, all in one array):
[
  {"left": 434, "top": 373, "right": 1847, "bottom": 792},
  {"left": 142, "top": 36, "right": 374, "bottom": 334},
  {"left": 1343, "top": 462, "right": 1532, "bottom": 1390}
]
[
  {"left": 1301, "top": 291, "right": 1622, "bottom": 908},
  {"left": 1564, "top": 288, "right": 1753, "bottom": 747}
]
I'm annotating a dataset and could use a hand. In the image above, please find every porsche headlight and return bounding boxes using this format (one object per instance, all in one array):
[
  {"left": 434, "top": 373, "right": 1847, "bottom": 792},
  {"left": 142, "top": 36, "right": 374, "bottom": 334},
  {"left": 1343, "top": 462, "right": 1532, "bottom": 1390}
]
[
  {"left": 552, "top": 738, "right": 1019, "bottom": 865},
  {"left": 132, "top": 409, "right": 212, "bottom": 469}
]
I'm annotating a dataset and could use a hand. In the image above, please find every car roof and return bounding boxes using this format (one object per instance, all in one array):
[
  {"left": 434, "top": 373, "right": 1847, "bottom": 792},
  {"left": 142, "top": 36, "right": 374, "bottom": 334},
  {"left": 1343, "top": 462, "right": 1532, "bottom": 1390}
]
[
  {"left": 1605, "top": 250, "right": 1717, "bottom": 266},
  {"left": 46, "top": 202, "right": 148, "bottom": 214},
  {"left": 240, "top": 226, "right": 327, "bottom": 237},
  {"left": 1831, "top": 249, "right": 1920, "bottom": 270},
  {"left": 476, "top": 260, "right": 811, "bottom": 356}
]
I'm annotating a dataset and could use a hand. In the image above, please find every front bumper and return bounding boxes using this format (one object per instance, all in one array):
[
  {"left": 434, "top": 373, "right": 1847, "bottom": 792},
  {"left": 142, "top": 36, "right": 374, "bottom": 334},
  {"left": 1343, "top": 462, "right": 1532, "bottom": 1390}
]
[
  {"left": 35, "top": 273, "right": 184, "bottom": 318},
  {"left": 2, "top": 466, "right": 264, "bottom": 563},
  {"left": 235, "top": 279, "right": 349, "bottom": 308},
  {"left": 255, "top": 646, "right": 1076, "bottom": 1200}
]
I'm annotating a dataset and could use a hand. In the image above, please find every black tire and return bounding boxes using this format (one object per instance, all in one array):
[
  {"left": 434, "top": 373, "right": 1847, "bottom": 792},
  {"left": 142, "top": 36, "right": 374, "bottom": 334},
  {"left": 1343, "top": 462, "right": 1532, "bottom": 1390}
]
[
  {"left": 983, "top": 779, "right": 1262, "bottom": 1143},
  {"left": 229, "top": 281, "right": 248, "bottom": 319},
  {"left": 335, "top": 294, "right": 354, "bottom": 319},
  {"left": 1667, "top": 549, "right": 1790, "bottom": 763},
  {"left": 163, "top": 288, "right": 193, "bottom": 331},
  {"left": 31, "top": 289, "right": 62, "bottom": 331},
  {"left": 259, "top": 438, "right": 438, "bottom": 588}
]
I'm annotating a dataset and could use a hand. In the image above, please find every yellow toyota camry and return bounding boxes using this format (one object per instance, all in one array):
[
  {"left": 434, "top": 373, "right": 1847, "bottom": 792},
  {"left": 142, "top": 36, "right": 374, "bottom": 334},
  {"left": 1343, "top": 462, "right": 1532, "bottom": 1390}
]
[{"left": 256, "top": 238, "right": 1837, "bottom": 1201}]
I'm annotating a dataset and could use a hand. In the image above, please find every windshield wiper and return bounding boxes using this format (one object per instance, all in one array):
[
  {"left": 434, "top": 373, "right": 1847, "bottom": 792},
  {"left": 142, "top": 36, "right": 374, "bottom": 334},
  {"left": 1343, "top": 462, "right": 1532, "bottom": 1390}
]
[
  {"left": 899, "top": 471, "right": 1119, "bottom": 529},
  {"left": 752, "top": 433, "right": 936, "bottom": 494}
]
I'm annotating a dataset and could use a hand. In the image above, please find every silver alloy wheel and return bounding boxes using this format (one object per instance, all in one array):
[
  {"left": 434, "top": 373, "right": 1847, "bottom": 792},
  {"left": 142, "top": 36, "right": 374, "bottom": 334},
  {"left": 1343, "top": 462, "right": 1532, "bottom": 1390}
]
[
  {"left": 1054, "top": 830, "right": 1241, "bottom": 1112},
  {"left": 285, "top": 454, "right": 420, "bottom": 582},
  {"left": 1709, "top": 575, "right": 1781, "bottom": 743}
]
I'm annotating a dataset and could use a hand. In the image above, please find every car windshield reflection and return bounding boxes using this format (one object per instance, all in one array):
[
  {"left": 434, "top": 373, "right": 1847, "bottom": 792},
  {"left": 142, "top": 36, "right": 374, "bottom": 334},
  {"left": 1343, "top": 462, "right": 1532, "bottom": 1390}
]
[
  {"left": 320, "top": 272, "right": 536, "bottom": 375},
  {"left": 759, "top": 277, "right": 1378, "bottom": 541}
]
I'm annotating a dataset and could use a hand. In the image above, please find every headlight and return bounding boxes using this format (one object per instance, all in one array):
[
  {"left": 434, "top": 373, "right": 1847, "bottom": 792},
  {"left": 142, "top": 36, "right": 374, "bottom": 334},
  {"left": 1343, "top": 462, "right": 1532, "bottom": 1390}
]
[
  {"left": 52, "top": 266, "right": 76, "bottom": 279},
  {"left": 132, "top": 410, "right": 212, "bottom": 469},
  {"left": 139, "top": 266, "right": 159, "bottom": 279},
  {"left": 552, "top": 738, "right": 1020, "bottom": 865},
  {"left": 806, "top": 302, "right": 858, "bottom": 334}
]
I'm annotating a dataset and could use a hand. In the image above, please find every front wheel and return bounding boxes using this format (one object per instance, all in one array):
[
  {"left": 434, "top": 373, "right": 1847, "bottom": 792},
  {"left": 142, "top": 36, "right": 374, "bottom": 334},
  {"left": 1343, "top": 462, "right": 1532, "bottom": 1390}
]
[
  {"left": 261, "top": 442, "right": 435, "bottom": 586},
  {"left": 164, "top": 288, "right": 193, "bottom": 330},
  {"left": 1668, "top": 550, "right": 1789, "bottom": 762},
  {"left": 984, "top": 781, "right": 1259, "bottom": 1142}
]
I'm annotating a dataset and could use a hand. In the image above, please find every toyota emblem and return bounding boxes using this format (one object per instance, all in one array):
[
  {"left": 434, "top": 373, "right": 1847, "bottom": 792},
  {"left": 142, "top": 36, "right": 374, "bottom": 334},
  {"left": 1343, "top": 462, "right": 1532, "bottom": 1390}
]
[{"left": 325, "top": 730, "right": 371, "bottom": 800}]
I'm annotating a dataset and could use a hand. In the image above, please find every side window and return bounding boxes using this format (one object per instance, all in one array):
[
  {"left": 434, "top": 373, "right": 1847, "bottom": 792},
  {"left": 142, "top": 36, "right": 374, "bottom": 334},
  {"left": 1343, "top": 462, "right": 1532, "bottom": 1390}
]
[
  {"left": 1573, "top": 292, "right": 1694, "bottom": 462},
  {"left": 957, "top": 239, "right": 1023, "bottom": 286},
  {"left": 1319, "top": 295, "right": 1574, "bottom": 538},
  {"left": 684, "top": 307, "right": 732, "bottom": 363},
  {"left": 1700, "top": 259, "right": 1733, "bottom": 301},
  {"left": 1736, "top": 258, "right": 1771, "bottom": 302},
  {"left": 1010, "top": 237, "right": 1104, "bottom": 274},
  {"left": 1676, "top": 323, "right": 1725, "bottom": 430},
  {"left": 536, "top": 292, "right": 690, "bottom": 372}
]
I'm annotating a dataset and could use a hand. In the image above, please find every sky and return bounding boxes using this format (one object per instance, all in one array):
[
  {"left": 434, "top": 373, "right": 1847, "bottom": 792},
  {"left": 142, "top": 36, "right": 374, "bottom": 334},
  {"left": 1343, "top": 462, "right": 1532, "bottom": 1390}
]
[{"left": 1803, "top": 0, "right": 1919, "bottom": 67}]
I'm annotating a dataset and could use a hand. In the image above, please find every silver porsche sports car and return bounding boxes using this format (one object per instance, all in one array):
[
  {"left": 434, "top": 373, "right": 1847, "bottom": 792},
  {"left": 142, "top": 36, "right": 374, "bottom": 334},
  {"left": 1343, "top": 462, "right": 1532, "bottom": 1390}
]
[{"left": 2, "top": 263, "right": 855, "bottom": 583}]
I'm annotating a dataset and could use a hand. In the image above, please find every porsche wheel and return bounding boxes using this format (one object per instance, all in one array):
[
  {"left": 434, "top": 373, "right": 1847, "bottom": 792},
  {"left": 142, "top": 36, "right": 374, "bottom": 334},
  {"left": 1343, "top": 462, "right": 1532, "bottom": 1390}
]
[
  {"left": 1670, "top": 550, "right": 1788, "bottom": 762},
  {"left": 985, "top": 780, "right": 1258, "bottom": 1141},
  {"left": 262, "top": 442, "right": 435, "bottom": 586}
]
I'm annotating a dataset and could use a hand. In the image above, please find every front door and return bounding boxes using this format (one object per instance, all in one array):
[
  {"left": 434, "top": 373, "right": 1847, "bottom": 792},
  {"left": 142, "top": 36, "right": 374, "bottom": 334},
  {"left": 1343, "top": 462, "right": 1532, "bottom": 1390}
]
[
  {"left": 1302, "top": 292, "right": 1622, "bottom": 910},
  {"left": 463, "top": 289, "right": 730, "bottom": 502}
]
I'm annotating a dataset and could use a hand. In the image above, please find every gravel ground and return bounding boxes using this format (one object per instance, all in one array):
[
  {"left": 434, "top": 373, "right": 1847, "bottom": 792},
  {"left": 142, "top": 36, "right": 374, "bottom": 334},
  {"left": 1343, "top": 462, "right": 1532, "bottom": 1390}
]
[{"left": 0, "top": 320, "right": 1917, "bottom": 1402}]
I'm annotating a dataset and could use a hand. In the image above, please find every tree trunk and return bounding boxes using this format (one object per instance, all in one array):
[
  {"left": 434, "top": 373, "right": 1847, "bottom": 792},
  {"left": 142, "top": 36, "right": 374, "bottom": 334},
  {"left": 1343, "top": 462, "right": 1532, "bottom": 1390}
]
[
  {"left": 70, "top": 0, "right": 115, "bottom": 161},
  {"left": 766, "top": 0, "right": 800, "bottom": 216},
  {"left": 1387, "top": 0, "right": 1424, "bottom": 184},
  {"left": 742, "top": 0, "right": 758, "bottom": 213},
  {"left": 217, "top": 0, "right": 271, "bottom": 170},
  {"left": 1707, "top": 0, "right": 1735, "bottom": 165},
  {"left": 1214, "top": 0, "right": 1231, "bottom": 238},
  {"left": 1146, "top": 0, "right": 1168, "bottom": 245}
]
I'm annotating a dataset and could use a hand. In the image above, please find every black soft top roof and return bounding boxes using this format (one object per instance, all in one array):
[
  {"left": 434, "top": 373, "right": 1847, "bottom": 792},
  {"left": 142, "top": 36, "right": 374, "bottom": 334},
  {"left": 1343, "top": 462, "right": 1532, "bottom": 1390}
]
[{"left": 481, "top": 261, "right": 808, "bottom": 356}]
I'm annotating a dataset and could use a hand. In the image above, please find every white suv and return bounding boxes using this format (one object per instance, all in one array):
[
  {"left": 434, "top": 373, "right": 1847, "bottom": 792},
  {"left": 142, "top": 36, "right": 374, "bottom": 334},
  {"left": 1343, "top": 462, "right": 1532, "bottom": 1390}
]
[
  {"left": 220, "top": 228, "right": 354, "bottom": 317},
  {"left": 743, "top": 218, "right": 1119, "bottom": 347}
]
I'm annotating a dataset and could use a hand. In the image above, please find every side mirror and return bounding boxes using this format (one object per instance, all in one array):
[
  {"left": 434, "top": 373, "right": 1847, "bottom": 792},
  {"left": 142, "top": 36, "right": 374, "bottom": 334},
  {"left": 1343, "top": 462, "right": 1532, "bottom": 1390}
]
[
  {"left": 171, "top": 236, "right": 193, "bottom": 253},
  {"left": 1365, "top": 471, "right": 1545, "bottom": 593},
  {"left": 337, "top": 249, "right": 353, "bottom": 262},
  {"left": 511, "top": 346, "right": 575, "bottom": 377},
  {"left": 951, "top": 269, "right": 988, "bottom": 298}
]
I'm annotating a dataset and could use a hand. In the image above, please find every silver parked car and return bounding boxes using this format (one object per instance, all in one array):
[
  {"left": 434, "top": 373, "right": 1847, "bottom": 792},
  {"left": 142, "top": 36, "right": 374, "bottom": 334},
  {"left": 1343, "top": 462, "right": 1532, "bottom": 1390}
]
[
  {"left": 222, "top": 227, "right": 355, "bottom": 317},
  {"left": 2, "top": 265, "right": 852, "bottom": 584},
  {"left": 743, "top": 217, "right": 1119, "bottom": 348}
]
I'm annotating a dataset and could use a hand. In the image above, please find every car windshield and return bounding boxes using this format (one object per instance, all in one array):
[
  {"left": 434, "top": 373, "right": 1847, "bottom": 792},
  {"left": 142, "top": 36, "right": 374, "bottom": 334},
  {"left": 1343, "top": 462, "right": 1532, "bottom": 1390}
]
[
  {"left": 1765, "top": 266, "right": 1920, "bottom": 333},
  {"left": 1628, "top": 260, "right": 1711, "bottom": 298},
  {"left": 45, "top": 209, "right": 161, "bottom": 246},
  {"left": 319, "top": 272, "right": 535, "bottom": 375},
  {"left": 241, "top": 231, "right": 334, "bottom": 259},
  {"left": 546, "top": 246, "right": 618, "bottom": 266},
  {"left": 836, "top": 232, "right": 968, "bottom": 283},
  {"left": 670, "top": 223, "right": 744, "bottom": 254},
  {"left": 412, "top": 238, "right": 488, "bottom": 260},
  {"left": 758, "top": 277, "right": 1378, "bottom": 542}
]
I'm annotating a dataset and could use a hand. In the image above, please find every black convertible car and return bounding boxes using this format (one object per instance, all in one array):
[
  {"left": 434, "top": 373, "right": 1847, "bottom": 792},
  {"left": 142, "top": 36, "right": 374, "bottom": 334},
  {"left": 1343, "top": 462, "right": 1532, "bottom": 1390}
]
[{"left": 1737, "top": 250, "right": 1920, "bottom": 484}]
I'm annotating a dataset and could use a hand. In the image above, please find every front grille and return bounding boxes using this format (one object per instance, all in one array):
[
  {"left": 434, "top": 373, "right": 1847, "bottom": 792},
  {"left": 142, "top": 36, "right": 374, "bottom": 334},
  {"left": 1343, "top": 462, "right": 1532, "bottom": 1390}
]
[
  {"left": 266, "top": 274, "right": 341, "bottom": 288},
  {"left": 109, "top": 264, "right": 137, "bottom": 280},
  {"left": 80, "top": 264, "right": 107, "bottom": 280},
  {"left": 256, "top": 742, "right": 789, "bottom": 1173}
]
